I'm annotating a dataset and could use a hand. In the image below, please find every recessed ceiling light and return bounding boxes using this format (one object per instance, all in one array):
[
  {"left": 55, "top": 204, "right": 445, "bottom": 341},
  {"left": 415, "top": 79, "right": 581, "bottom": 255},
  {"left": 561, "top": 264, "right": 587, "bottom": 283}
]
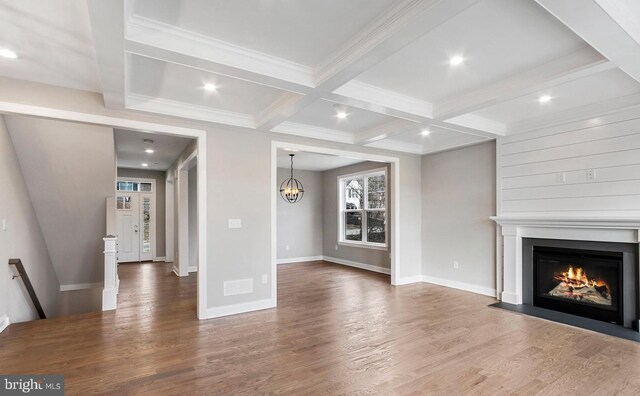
[
  {"left": 336, "top": 111, "right": 348, "bottom": 119},
  {"left": 539, "top": 95, "right": 552, "bottom": 103},
  {"left": 145, "top": 149, "right": 154, "bottom": 154},
  {"left": 141, "top": 163, "right": 149, "bottom": 167},
  {"left": 0, "top": 49, "right": 17, "bottom": 59},
  {"left": 421, "top": 128, "right": 431, "bottom": 136},
  {"left": 449, "top": 56, "right": 464, "bottom": 66},
  {"left": 204, "top": 83, "right": 217, "bottom": 92}
]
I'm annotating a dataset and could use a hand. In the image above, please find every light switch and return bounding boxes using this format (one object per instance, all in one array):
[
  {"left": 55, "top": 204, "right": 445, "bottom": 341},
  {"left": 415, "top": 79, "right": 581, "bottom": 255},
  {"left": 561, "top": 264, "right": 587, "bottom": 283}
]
[
  {"left": 2, "top": 219, "right": 6, "bottom": 231},
  {"left": 228, "top": 219, "right": 242, "bottom": 229}
]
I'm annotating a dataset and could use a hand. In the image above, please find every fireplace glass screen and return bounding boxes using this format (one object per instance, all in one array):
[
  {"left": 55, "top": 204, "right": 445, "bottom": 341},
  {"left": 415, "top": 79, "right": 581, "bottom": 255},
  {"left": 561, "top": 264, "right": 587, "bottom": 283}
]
[{"left": 533, "top": 247, "right": 622, "bottom": 324}]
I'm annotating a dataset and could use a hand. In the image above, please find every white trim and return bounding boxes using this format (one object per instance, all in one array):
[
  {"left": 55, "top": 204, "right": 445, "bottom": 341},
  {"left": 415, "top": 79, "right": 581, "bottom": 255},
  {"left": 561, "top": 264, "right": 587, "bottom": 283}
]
[
  {"left": 337, "top": 241, "right": 388, "bottom": 251},
  {"left": 60, "top": 282, "right": 103, "bottom": 291},
  {"left": 271, "top": 122, "right": 354, "bottom": 144},
  {"left": 0, "top": 314, "right": 10, "bottom": 334},
  {"left": 364, "top": 139, "right": 424, "bottom": 155},
  {"left": 188, "top": 266, "right": 198, "bottom": 273},
  {"left": 276, "top": 256, "right": 324, "bottom": 265},
  {"left": 0, "top": 101, "right": 209, "bottom": 321},
  {"left": 394, "top": 275, "right": 423, "bottom": 285},
  {"left": 203, "top": 298, "right": 276, "bottom": 319},
  {"left": 323, "top": 256, "right": 391, "bottom": 275},
  {"left": 422, "top": 275, "right": 497, "bottom": 298},
  {"left": 272, "top": 141, "right": 401, "bottom": 289},
  {"left": 153, "top": 257, "right": 166, "bottom": 262}
]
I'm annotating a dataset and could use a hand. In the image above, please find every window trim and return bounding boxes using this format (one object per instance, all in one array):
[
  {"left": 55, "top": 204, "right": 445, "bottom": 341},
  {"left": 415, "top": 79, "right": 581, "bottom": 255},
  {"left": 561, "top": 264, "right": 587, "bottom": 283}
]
[{"left": 337, "top": 167, "right": 388, "bottom": 249}]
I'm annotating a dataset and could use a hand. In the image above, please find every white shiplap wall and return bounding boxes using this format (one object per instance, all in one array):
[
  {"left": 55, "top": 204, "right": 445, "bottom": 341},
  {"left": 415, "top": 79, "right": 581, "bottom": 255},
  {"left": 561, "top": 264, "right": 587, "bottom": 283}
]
[{"left": 500, "top": 114, "right": 640, "bottom": 217}]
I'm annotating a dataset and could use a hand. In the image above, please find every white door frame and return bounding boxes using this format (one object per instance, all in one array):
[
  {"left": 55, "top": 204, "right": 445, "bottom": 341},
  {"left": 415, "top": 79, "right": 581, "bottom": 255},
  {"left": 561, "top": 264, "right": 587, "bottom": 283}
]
[
  {"left": 271, "top": 141, "right": 402, "bottom": 305},
  {"left": 116, "top": 176, "right": 156, "bottom": 262},
  {"left": 0, "top": 102, "right": 209, "bottom": 320},
  {"left": 175, "top": 149, "right": 197, "bottom": 277}
]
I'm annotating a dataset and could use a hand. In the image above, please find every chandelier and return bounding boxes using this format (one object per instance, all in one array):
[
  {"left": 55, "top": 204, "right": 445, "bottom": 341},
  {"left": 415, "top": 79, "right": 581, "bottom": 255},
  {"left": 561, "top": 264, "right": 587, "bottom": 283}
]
[{"left": 280, "top": 154, "right": 304, "bottom": 203}]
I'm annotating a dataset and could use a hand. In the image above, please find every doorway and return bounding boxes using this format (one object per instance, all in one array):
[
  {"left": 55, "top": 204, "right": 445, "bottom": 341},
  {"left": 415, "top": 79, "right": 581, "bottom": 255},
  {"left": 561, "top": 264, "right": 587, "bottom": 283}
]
[{"left": 116, "top": 178, "right": 155, "bottom": 263}]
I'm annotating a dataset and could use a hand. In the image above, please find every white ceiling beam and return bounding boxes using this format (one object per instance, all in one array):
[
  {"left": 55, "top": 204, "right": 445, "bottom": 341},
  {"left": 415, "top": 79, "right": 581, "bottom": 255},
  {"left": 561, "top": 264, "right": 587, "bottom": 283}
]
[
  {"left": 536, "top": 0, "right": 640, "bottom": 84},
  {"left": 271, "top": 122, "right": 354, "bottom": 144},
  {"left": 324, "top": 91, "right": 430, "bottom": 124},
  {"left": 431, "top": 120, "right": 502, "bottom": 140},
  {"left": 125, "top": 15, "right": 315, "bottom": 93},
  {"left": 255, "top": 0, "right": 481, "bottom": 131},
  {"left": 354, "top": 118, "right": 419, "bottom": 145},
  {"left": 87, "top": 0, "right": 126, "bottom": 108},
  {"left": 434, "top": 47, "right": 615, "bottom": 121}
]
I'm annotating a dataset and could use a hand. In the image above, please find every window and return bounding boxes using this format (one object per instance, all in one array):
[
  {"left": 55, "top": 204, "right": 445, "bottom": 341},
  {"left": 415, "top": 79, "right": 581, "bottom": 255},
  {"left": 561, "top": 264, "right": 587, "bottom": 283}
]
[
  {"left": 116, "top": 180, "right": 154, "bottom": 192},
  {"left": 339, "top": 169, "right": 387, "bottom": 248},
  {"left": 116, "top": 196, "right": 132, "bottom": 210}
]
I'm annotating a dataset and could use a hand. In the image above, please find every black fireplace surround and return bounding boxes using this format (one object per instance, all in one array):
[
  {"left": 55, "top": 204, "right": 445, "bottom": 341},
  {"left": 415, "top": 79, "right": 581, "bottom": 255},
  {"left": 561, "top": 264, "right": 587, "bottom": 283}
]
[{"left": 523, "top": 238, "right": 638, "bottom": 330}]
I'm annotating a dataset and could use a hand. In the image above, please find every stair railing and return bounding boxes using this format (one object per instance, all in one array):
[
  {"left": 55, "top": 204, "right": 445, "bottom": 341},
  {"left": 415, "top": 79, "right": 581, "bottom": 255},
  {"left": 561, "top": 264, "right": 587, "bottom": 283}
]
[{"left": 8, "top": 259, "right": 46, "bottom": 319}]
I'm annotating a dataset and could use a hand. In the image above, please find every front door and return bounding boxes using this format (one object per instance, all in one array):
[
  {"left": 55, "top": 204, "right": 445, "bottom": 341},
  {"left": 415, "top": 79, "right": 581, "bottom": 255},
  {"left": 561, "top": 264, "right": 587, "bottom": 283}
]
[{"left": 117, "top": 193, "right": 140, "bottom": 262}]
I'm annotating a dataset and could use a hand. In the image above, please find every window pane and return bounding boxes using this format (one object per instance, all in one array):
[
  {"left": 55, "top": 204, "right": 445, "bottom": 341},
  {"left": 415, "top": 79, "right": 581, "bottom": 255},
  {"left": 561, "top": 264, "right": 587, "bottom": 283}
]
[
  {"left": 116, "top": 196, "right": 124, "bottom": 210},
  {"left": 344, "top": 178, "right": 364, "bottom": 210},
  {"left": 142, "top": 197, "right": 151, "bottom": 253},
  {"left": 367, "top": 211, "right": 386, "bottom": 243},
  {"left": 124, "top": 196, "right": 132, "bottom": 210},
  {"left": 344, "top": 212, "right": 362, "bottom": 241},
  {"left": 139, "top": 182, "right": 152, "bottom": 192},
  {"left": 367, "top": 175, "right": 386, "bottom": 209}
]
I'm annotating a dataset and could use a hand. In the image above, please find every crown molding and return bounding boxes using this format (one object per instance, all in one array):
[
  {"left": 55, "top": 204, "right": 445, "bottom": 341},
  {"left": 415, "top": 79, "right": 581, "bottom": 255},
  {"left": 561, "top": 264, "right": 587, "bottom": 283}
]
[
  {"left": 444, "top": 113, "right": 506, "bottom": 136},
  {"left": 126, "top": 93, "right": 255, "bottom": 129},
  {"left": 333, "top": 80, "right": 433, "bottom": 119},
  {"left": 126, "top": 15, "right": 315, "bottom": 88},
  {"left": 271, "top": 121, "right": 354, "bottom": 144}
]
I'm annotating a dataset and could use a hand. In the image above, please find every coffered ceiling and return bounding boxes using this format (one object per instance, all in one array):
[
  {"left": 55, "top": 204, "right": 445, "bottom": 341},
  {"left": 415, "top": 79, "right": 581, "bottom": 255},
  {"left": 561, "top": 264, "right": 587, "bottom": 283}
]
[{"left": 2, "top": 0, "right": 639, "bottom": 155}]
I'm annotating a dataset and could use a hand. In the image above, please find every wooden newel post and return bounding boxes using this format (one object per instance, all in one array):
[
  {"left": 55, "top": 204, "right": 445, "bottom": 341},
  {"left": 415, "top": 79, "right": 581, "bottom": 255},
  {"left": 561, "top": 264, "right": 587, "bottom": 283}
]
[{"left": 102, "top": 235, "right": 118, "bottom": 311}]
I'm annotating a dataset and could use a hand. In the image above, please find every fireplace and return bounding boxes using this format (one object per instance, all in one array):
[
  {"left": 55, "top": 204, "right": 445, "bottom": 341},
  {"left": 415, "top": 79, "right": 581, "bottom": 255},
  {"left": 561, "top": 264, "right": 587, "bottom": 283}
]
[{"left": 533, "top": 246, "right": 623, "bottom": 325}]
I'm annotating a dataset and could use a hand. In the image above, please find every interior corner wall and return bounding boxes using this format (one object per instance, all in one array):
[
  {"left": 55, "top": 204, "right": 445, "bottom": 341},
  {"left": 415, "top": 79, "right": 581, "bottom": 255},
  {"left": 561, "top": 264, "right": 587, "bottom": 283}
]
[
  {"left": 322, "top": 161, "right": 392, "bottom": 270},
  {"left": 6, "top": 115, "right": 116, "bottom": 287},
  {"left": 117, "top": 167, "right": 167, "bottom": 258},
  {"left": 0, "top": 115, "right": 60, "bottom": 322},
  {"left": 276, "top": 168, "right": 323, "bottom": 261},
  {"left": 421, "top": 141, "right": 496, "bottom": 292}
]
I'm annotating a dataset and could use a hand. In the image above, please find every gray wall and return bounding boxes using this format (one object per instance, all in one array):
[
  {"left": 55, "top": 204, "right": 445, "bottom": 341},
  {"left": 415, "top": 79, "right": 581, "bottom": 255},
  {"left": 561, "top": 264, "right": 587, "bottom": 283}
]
[
  {"left": 6, "top": 115, "right": 116, "bottom": 286},
  {"left": 117, "top": 167, "right": 167, "bottom": 258},
  {"left": 0, "top": 78, "right": 424, "bottom": 313},
  {"left": 188, "top": 165, "right": 198, "bottom": 270},
  {"left": 322, "top": 161, "right": 392, "bottom": 269},
  {"left": 276, "top": 168, "right": 323, "bottom": 260},
  {"left": 422, "top": 141, "right": 496, "bottom": 291},
  {"left": 0, "top": 115, "right": 60, "bottom": 322}
]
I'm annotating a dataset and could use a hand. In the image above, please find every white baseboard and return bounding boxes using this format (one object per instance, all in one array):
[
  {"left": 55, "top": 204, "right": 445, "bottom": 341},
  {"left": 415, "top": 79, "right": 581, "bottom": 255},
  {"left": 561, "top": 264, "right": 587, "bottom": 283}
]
[
  {"left": 60, "top": 282, "right": 103, "bottom": 291},
  {"left": 277, "top": 256, "right": 324, "bottom": 265},
  {"left": 173, "top": 266, "right": 180, "bottom": 277},
  {"left": 394, "top": 275, "right": 423, "bottom": 285},
  {"left": 153, "top": 257, "right": 166, "bottom": 262},
  {"left": 323, "top": 256, "right": 391, "bottom": 275},
  {"left": 202, "top": 298, "right": 275, "bottom": 319},
  {"left": 0, "top": 314, "right": 10, "bottom": 334},
  {"left": 422, "top": 275, "right": 496, "bottom": 297},
  {"left": 188, "top": 266, "right": 198, "bottom": 273}
]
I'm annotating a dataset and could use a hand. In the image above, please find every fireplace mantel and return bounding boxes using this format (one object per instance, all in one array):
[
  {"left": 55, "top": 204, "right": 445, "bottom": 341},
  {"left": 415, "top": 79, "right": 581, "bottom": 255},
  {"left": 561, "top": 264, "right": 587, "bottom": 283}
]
[{"left": 490, "top": 216, "right": 640, "bottom": 307}]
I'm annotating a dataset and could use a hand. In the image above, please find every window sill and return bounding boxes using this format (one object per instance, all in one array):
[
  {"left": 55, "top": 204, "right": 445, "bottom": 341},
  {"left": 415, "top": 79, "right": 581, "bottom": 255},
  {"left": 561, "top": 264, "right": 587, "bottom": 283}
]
[{"left": 338, "top": 241, "right": 388, "bottom": 251}]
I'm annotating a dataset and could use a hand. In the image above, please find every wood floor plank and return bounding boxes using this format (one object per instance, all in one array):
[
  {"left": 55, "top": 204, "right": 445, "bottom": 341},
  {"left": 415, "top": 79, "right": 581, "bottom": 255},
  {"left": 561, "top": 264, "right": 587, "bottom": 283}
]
[{"left": 0, "top": 261, "right": 638, "bottom": 395}]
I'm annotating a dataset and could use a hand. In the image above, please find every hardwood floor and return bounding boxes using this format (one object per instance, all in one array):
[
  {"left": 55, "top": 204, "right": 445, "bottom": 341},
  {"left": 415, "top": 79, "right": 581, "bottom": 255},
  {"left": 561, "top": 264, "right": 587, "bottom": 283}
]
[{"left": 1, "top": 261, "right": 639, "bottom": 395}]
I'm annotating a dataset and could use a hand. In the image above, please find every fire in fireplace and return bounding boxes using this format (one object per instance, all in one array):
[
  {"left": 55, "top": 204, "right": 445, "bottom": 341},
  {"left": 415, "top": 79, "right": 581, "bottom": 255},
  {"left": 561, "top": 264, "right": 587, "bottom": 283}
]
[
  {"left": 548, "top": 265, "right": 611, "bottom": 306},
  {"left": 533, "top": 246, "right": 623, "bottom": 325}
]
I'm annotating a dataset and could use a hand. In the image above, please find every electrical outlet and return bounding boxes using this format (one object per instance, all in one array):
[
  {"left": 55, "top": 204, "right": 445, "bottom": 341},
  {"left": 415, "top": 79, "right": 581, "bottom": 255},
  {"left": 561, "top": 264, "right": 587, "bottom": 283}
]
[
  {"left": 586, "top": 169, "right": 596, "bottom": 181},
  {"left": 228, "top": 218, "right": 242, "bottom": 229},
  {"left": 285, "top": 245, "right": 290, "bottom": 251},
  {"left": 2, "top": 219, "right": 6, "bottom": 231},
  {"left": 556, "top": 172, "right": 566, "bottom": 183},
  {"left": 335, "top": 245, "right": 338, "bottom": 251},
  {"left": 453, "top": 261, "right": 460, "bottom": 269},
  {"left": 261, "top": 274, "right": 268, "bottom": 284}
]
